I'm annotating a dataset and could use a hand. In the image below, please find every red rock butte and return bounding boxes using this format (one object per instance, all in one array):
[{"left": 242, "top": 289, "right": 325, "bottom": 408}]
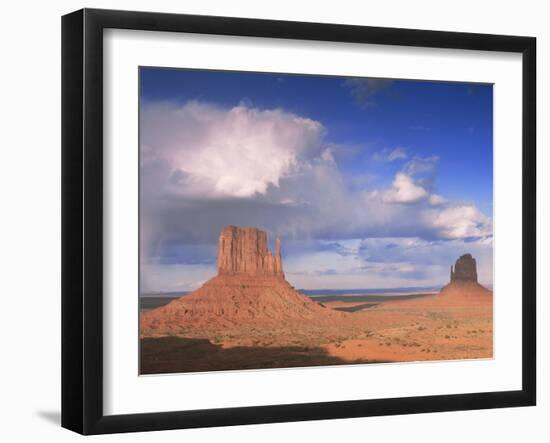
[
  {"left": 450, "top": 253, "right": 478, "bottom": 283},
  {"left": 438, "top": 253, "right": 492, "bottom": 303},
  {"left": 384, "top": 253, "right": 492, "bottom": 309},
  {"left": 218, "top": 226, "right": 284, "bottom": 278},
  {"left": 140, "top": 226, "right": 348, "bottom": 336}
]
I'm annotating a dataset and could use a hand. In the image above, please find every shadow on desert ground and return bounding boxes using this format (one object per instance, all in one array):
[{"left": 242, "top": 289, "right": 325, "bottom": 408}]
[{"left": 140, "top": 336, "right": 388, "bottom": 374}]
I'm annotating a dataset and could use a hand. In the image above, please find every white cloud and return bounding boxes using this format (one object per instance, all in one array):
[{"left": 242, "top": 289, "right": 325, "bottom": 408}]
[
  {"left": 138, "top": 99, "right": 495, "bottom": 293},
  {"left": 428, "top": 194, "right": 448, "bottom": 206},
  {"left": 381, "top": 159, "right": 448, "bottom": 207},
  {"left": 382, "top": 172, "right": 429, "bottom": 204},
  {"left": 141, "top": 101, "right": 325, "bottom": 198},
  {"left": 426, "top": 205, "right": 492, "bottom": 239},
  {"left": 354, "top": 236, "right": 493, "bottom": 287},
  {"left": 404, "top": 155, "right": 439, "bottom": 175},
  {"left": 387, "top": 148, "right": 407, "bottom": 161},
  {"left": 140, "top": 263, "right": 215, "bottom": 294},
  {"left": 283, "top": 234, "right": 494, "bottom": 289},
  {"left": 373, "top": 147, "right": 407, "bottom": 162},
  {"left": 321, "top": 148, "right": 336, "bottom": 164},
  {"left": 139, "top": 100, "right": 493, "bottom": 291}
]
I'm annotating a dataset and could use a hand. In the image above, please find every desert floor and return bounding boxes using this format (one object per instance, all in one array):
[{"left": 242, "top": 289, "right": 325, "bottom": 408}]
[{"left": 140, "top": 292, "right": 493, "bottom": 374}]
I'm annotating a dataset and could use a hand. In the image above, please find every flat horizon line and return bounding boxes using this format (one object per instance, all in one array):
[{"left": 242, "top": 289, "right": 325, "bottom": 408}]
[
  {"left": 140, "top": 285, "right": 445, "bottom": 298},
  {"left": 140, "top": 281, "right": 494, "bottom": 297}
]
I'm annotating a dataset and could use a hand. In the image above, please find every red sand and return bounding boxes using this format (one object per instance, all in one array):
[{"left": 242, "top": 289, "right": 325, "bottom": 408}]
[
  {"left": 141, "top": 275, "right": 349, "bottom": 334},
  {"left": 140, "top": 280, "right": 493, "bottom": 373}
]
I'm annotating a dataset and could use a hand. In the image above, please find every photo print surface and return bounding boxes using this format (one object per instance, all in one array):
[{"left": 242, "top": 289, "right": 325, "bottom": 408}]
[{"left": 139, "top": 68, "right": 493, "bottom": 374}]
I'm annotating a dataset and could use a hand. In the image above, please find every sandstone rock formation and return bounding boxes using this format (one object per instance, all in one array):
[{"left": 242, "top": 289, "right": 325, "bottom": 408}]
[
  {"left": 387, "top": 254, "right": 492, "bottom": 308},
  {"left": 141, "top": 226, "right": 351, "bottom": 339},
  {"left": 450, "top": 254, "right": 478, "bottom": 283},
  {"left": 436, "top": 253, "right": 492, "bottom": 303},
  {"left": 218, "top": 226, "right": 283, "bottom": 277}
]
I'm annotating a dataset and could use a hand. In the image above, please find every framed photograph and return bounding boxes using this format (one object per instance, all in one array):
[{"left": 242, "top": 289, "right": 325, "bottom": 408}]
[{"left": 62, "top": 8, "right": 536, "bottom": 435}]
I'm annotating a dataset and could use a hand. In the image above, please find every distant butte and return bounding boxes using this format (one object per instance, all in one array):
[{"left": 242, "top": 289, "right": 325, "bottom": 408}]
[
  {"left": 439, "top": 253, "right": 492, "bottom": 301},
  {"left": 450, "top": 253, "right": 478, "bottom": 283}
]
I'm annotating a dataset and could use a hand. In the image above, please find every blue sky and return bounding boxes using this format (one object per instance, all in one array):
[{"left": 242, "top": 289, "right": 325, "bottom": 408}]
[{"left": 139, "top": 68, "right": 493, "bottom": 292}]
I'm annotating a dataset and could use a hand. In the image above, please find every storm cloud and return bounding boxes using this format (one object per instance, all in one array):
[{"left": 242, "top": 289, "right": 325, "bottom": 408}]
[{"left": 139, "top": 100, "right": 493, "bottom": 291}]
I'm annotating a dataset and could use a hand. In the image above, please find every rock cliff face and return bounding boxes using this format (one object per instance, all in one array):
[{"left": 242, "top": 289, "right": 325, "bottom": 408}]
[
  {"left": 450, "top": 253, "right": 478, "bottom": 283},
  {"left": 437, "top": 253, "right": 491, "bottom": 301},
  {"left": 218, "top": 226, "right": 284, "bottom": 277},
  {"left": 140, "top": 226, "right": 349, "bottom": 337}
]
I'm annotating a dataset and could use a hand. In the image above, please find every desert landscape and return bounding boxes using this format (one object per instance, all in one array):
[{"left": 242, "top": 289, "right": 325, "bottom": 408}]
[{"left": 140, "top": 226, "right": 493, "bottom": 374}]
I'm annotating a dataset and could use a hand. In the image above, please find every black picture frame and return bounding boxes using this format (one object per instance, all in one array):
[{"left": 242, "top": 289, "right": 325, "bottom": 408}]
[{"left": 62, "top": 8, "right": 536, "bottom": 435}]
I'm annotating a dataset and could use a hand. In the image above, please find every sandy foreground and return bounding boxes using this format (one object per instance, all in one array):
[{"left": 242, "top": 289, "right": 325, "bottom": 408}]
[{"left": 140, "top": 281, "right": 493, "bottom": 374}]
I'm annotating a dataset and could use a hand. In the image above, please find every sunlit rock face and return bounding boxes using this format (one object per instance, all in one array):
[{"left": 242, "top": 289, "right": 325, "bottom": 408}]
[
  {"left": 140, "top": 226, "right": 349, "bottom": 336},
  {"left": 217, "top": 226, "right": 284, "bottom": 278}
]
